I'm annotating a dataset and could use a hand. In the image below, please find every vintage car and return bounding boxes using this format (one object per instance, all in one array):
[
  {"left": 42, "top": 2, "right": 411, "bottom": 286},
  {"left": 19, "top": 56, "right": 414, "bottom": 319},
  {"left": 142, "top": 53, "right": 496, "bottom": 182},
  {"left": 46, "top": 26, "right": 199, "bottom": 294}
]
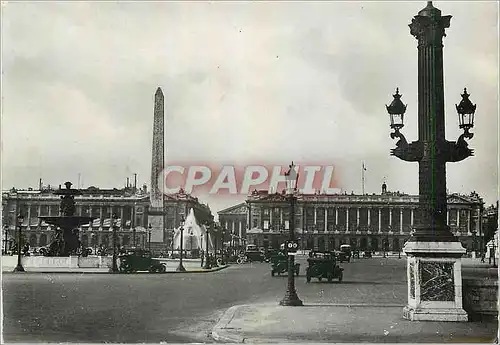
[
  {"left": 245, "top": 244, "right": 265, "bottom": 262},
  {"left": 119, "top": 248, "right": 166, "bottom": 273},
  {"left": 337, "top": 244, "right": 352, "bottom": 263},
  {"left": 270, "top": 251, "right": 300, "bottom": 276},
  {"left": 306, "top": 251, "right": 344, "bottom": 283}
]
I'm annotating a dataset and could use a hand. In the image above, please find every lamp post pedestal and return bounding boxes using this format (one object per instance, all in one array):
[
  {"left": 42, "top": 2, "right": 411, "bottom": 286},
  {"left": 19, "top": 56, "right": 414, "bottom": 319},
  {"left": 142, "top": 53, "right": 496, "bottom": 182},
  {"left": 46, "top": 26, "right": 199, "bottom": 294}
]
[{"left": 403, "top": 241, "right": 467, "bottom": 321}]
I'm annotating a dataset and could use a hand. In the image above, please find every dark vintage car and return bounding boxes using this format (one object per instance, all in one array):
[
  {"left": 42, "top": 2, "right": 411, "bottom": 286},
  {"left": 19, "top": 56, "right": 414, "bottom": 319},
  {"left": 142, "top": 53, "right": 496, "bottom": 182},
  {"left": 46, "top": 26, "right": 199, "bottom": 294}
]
[
  {"left": 244, "top": 244, "right": 265, "bottom": 262},
  {"left": 337, "top": 244, "right": 352, "bottom": 263},
  {"left": 270, "top": 251, "right": 300, "bottom": 276},
  {"left": 119, "top": 249, "right": 166, "bottom": 273},
  {"left": 306, "top": 251, "right": 344, "bottom": 283},
  {"left": 245, "top": 250, "right": 265, "bottom": 262}
]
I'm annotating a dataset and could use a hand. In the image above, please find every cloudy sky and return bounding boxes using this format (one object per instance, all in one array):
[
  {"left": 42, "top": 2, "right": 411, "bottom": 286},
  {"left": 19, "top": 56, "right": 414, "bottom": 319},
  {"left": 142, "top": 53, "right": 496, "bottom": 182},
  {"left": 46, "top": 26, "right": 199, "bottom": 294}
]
[{"left": 2, "top": 1, "right": 498, "bottom": 215}]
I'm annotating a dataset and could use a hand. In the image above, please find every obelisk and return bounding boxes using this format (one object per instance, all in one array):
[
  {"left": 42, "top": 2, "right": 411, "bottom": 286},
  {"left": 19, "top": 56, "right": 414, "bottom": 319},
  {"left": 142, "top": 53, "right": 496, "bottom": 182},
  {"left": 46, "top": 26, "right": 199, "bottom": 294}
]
[{"left": 148, "top": 87, "right": 165, "bottom": 251}]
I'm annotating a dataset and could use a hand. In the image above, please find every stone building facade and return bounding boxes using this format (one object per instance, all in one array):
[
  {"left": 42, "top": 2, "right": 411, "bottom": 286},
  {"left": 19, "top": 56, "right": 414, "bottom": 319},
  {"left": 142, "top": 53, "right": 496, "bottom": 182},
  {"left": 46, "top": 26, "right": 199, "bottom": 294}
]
[
  {"left": 2, "top": 186, "right": 150, "bottom": 253},
  {"left": 2, "top": 186, "right": 214, "bottom": 255},
  {"left": 244, "top": 186, "right": 484, "bottom": 253},
  {"left": 218, "top": 202, "right": 248, "bottom": 249}
]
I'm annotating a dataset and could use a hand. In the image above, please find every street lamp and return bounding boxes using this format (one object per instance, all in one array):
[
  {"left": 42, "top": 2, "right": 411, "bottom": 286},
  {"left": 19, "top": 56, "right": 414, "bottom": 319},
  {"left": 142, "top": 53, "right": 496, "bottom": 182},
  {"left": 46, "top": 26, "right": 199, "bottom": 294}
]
[
  {"left": 279, "top": 162, "right": 303, "bottom": 307},
  {"left": 148, "top": 224, "right": 152, "bottom": 253},
  {"left": 171, "top": 229, "right": 175, "bottom": 258},
  {"left": 204, "top": 222, "right": 211, "bottom": 269},
  {"left": 13, "top": 210, "right": 25, "bottom": 272},
  {"left": 220, "top": 228, "right": 226, "bottom": 265},
  {"left": 176, "top": 216, "right": 186, "bottom": 272},
  {"left": 212, "top": 224, "right": 218, "bottom": 266},
  {"left": 2, "top": 224, "right": 8, "bottom": 255},
  {"left": 388, "top": 1, "right": 475, "bottom": 322},
  {"left": 111, "top": 214, "right": 119, "bottom": 273}
]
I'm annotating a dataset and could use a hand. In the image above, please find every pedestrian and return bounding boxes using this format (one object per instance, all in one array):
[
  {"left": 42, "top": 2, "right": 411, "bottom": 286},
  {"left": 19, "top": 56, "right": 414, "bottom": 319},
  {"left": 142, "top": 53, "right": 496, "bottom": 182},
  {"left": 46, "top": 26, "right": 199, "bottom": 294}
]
[
  {"left": 488, "top": 247, "right": 494, "bottom": 265},
  {"left": 481, "top": 251, "right": 485, "bottom": 263},
  {"left": 200, "top": 250, "right": 204, "bottom": 267}
]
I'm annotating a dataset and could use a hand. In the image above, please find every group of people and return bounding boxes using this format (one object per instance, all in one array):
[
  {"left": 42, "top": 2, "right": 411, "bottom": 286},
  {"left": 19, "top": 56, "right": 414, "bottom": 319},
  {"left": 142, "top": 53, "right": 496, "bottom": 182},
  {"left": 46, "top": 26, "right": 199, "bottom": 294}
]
[{"left": 199, "top": 250, "right": 218, "bottom": 268}]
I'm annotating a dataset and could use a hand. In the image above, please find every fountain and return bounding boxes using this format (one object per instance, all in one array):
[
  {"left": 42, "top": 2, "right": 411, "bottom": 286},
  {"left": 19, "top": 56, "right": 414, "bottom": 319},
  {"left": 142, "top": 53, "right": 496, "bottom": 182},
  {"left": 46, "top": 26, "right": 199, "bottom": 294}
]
[
  {"left": 172, "top": 208, "right": 213, "bottom": 252},
  {"left": 39, "top": 182, "right": 95, "bottom": 256}
]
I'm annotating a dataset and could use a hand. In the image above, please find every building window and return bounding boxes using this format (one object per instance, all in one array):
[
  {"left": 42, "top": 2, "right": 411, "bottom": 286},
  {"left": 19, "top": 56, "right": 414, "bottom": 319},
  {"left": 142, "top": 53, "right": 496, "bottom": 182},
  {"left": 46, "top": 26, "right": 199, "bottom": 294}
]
[{"left": 263, "top": 220, "right": 269, "bottom": 230}]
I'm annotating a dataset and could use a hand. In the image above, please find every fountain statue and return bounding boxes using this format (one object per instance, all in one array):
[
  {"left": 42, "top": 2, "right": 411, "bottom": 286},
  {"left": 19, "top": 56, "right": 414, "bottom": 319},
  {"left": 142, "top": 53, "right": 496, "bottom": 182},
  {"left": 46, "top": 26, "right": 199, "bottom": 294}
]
[{"left": 39, "top": 182, "right": 94, "bottom": 256}]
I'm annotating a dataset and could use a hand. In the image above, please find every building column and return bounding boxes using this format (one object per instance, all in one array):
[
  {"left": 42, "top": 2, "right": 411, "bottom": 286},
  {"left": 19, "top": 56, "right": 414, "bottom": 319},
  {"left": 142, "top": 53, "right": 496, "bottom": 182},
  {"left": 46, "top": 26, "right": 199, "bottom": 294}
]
[
  {"left": 239, "top": 221, "right": 242, "bottom": 245},
  {"left": 120, "top": 207, "right": 124, "bottom": 229},
  {"left": 457, "top": 209, "right": 460, "bottom": 228},
  {"left": 378, "top": 208, "right": 382, "bottom": 233},
  {"left": 247, "top": 204, "right": 251, "bottom": 230},
  {"left": 475, "top": 207, "right": 480, "bottom": 233},
  {"left": 346, "top": 208, "right": 349, "bottom": 232},
  {"left": 270, "top": 209, "right": 273, "bottom": 225},
  {"left": 314, "top": 207, "right": 317, "bottom": 228},
  {"left": 447, "top": 207, "right": 450, "bottom": 224},
  {"left": 389, "top": 208, "right": 393, "bottom": 228},
  {"left": 324, "top": 208, "right": 328, "bottom": 232},
  {"left": 400, "top": 208, "right": 404, "bottom": 234},
  {"left": 411, "top": 208, "right": 414, "bottom": 226},
  {"left": 367, "top": 208, "right": 371, "bottom": 226},
  {"left": 27, "top": 206, "right": 31, "bottom": 230},
  {"left": 335, "top": 208, "right": 338, "bottom": 226},
  {"left": 356, "top": 208, "right": 360, "bottom": 228},
  {"left": 467, "top": 209, "right": 471, "bottom": 235},
  {"left": 280, "top": 208, "right": 283, "bottom": 227}
]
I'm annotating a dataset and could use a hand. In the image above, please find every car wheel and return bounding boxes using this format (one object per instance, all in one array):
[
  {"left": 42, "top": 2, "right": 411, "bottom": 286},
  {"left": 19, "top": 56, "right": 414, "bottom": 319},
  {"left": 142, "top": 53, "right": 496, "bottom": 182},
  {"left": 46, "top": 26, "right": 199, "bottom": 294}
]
[
  {"left": 318, "top": 277, "right": 322, "bottom": 282},
  {"left": 271, "top": 270, "right": 275, "bottom": 277},
  {"left": 306, "top": 275, "right": 311, "bottom": 283},
  {"left": 158, "top": 265, "right": 166, "bottom": 273}
]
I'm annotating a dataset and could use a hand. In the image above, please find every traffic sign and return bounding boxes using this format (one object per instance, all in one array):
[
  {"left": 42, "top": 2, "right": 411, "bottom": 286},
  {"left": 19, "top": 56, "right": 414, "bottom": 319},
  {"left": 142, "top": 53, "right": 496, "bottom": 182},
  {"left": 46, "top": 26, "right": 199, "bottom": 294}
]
[{"left": 285, "top": 240, "right": 299, "bottom": 253}]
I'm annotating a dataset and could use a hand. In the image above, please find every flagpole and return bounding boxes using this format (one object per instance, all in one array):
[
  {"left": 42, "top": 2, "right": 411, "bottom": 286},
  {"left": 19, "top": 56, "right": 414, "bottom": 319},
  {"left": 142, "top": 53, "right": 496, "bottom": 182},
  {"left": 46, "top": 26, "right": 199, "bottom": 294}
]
[{"left": 362, "top": 162, "right": 365, "bottom": 195}]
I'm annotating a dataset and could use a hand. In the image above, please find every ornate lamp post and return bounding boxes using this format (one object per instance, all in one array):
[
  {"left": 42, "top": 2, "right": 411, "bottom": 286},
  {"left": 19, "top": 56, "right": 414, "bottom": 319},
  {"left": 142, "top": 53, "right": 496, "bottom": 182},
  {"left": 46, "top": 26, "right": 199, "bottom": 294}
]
[
  {"left": 176, "top": 217, "right": 186, "bottom": 272},
  {"left": 220, "top": 228, "right": 226, "bottom": 265},
  {"left": 148, "top": 224, "right": 152, "bottom": 252},
  {"left": 111, "top": 214, "right": 119, "bottom": 273},
  {"left": 279, "top": 162, "right": 303, "bottom": 307},
  {"left": 13, "top": 210, "right": 25, "bottom": 272},
  {"left": 171, "top": 229, "right": 175, "bottom": 258},
  {"left": 387, "top": 1, "right": 475, "bottom": 322},
  {"left": 204, "top": 222, "right": 211, "bottom": 269},
  {"left": 2, "top": 224, "right": 8, "bottom": 255},
  {"left": 213, "top": 224, "right": 218, "bottom": 266}
]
